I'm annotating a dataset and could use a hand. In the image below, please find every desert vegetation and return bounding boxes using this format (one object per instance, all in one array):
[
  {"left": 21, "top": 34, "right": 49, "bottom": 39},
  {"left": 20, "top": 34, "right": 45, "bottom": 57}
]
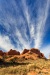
[
  {"left": 0, "top": 57, "right": 50, "bottom": 75},
  {"left": 0, "top": 48, "right": 50, "bottom": 75}
]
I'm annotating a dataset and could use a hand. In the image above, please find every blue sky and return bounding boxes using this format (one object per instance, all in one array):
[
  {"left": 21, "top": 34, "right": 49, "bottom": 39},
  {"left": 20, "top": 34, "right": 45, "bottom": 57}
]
[{"left": 0, "top": 0, "right": 50, "bottom": 58}]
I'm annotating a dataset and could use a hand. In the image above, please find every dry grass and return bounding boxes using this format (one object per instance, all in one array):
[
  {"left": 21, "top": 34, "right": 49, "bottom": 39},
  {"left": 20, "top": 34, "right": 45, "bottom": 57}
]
[{"left": 0, "top": 55, "right": 50, "bottom": 75}]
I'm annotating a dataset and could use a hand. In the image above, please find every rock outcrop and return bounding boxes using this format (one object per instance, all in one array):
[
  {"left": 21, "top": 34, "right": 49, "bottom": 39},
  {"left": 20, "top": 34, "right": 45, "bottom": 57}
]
[
  {"left": 30, "top": 48, "right": 40, "bottom": 54},
  {"left": 0, "top": 48, "right": 45, "bottom": 59},
  {"left": 7, "top": 49, "right": 20, "bottom": 55},
  {"left": 21, "top": 48, "right": 45, "bottom": 59},
  {"left": 30, "top": 48, "right": 45, "bottom": 58},
  {"left": 21, "top": 49, "right": 29, "bottom": 54},
  {"left": 0, "top": 50, "right": 4, "bottom": 56}
]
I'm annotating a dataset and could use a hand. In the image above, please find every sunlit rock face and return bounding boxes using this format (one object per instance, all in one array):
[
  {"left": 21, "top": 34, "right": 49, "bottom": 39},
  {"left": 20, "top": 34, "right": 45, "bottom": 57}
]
[
  {"left": 7, "top": 49, "right": 20, "bottom": 55},
  {"left": 21, "top": 48, "right": 45, "bottom": 59}
]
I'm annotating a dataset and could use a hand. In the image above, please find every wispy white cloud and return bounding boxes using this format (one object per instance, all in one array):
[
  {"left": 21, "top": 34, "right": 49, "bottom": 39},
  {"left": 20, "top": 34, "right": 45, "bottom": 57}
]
[
  {"left": 34, "top": 0, "right": 50, "bottom": 48},
  {"left": 16, "top": 29, "right": 30, "bottom": 50},
  {"left": 21, "top": 0, "right": 35, "bottom": 39},
  {"left": 30, "top": 24, "right": 35, "bottom": 38},
  {"left": 0, "top": 0, "right": 50, "bottom": 53},
  {"left": 21, "top": 0, "right": 50, "bottom": 50},
  {"left": 21, "top": 0, "right": 30, "bottom": 25},
  {"left": 0, "top": 0, "right": 31, "bottom": 51},
  {"left": 0, "top": 34, "right": 16, "bottom": 51},
  {"left": 0, "top": 0, "right": 22, "bottom": 31}
]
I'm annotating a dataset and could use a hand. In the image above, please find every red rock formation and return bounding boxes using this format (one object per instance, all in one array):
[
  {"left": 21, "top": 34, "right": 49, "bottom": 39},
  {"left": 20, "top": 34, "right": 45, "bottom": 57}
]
[
  {"left": 21, "top": 48, "right": 45, "bottom": 59},
  {"left": 30, "top": 48, "right": 40, "bottom": 54},
  {"left": 3, "top": 52, "right": 8, "bottom": 56},
  {"left": 30, "top": 48, "right": 45, "bottom": 58},
  {"left": 40, "top": 52, "right": 44, "bottom": 58},
  {"left": 7, "top": 49, "right": 20, "bottom": 55},
  {"left": 0, "top": 50, "right": 4, "bottom": 56},
  {"left": 0, "top": 50, "right": 8, "bottom": 56},
  {"left": 38, "top": 53, "right": 45, "bottom": 58},
  {"left": 29, "top": 48, "right": 44, "bottom": 58},
  {"left": 0, "top": 48, "right": 45, "bottom": 59},
  {"left": 21, "top": 49, "right": 29, "bottom": 54}
]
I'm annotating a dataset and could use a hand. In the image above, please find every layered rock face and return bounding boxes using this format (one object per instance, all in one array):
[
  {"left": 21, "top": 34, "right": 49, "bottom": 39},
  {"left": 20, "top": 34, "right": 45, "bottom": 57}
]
[{"left": 0, "top": 48, "right": 45, "bottom": 59}]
